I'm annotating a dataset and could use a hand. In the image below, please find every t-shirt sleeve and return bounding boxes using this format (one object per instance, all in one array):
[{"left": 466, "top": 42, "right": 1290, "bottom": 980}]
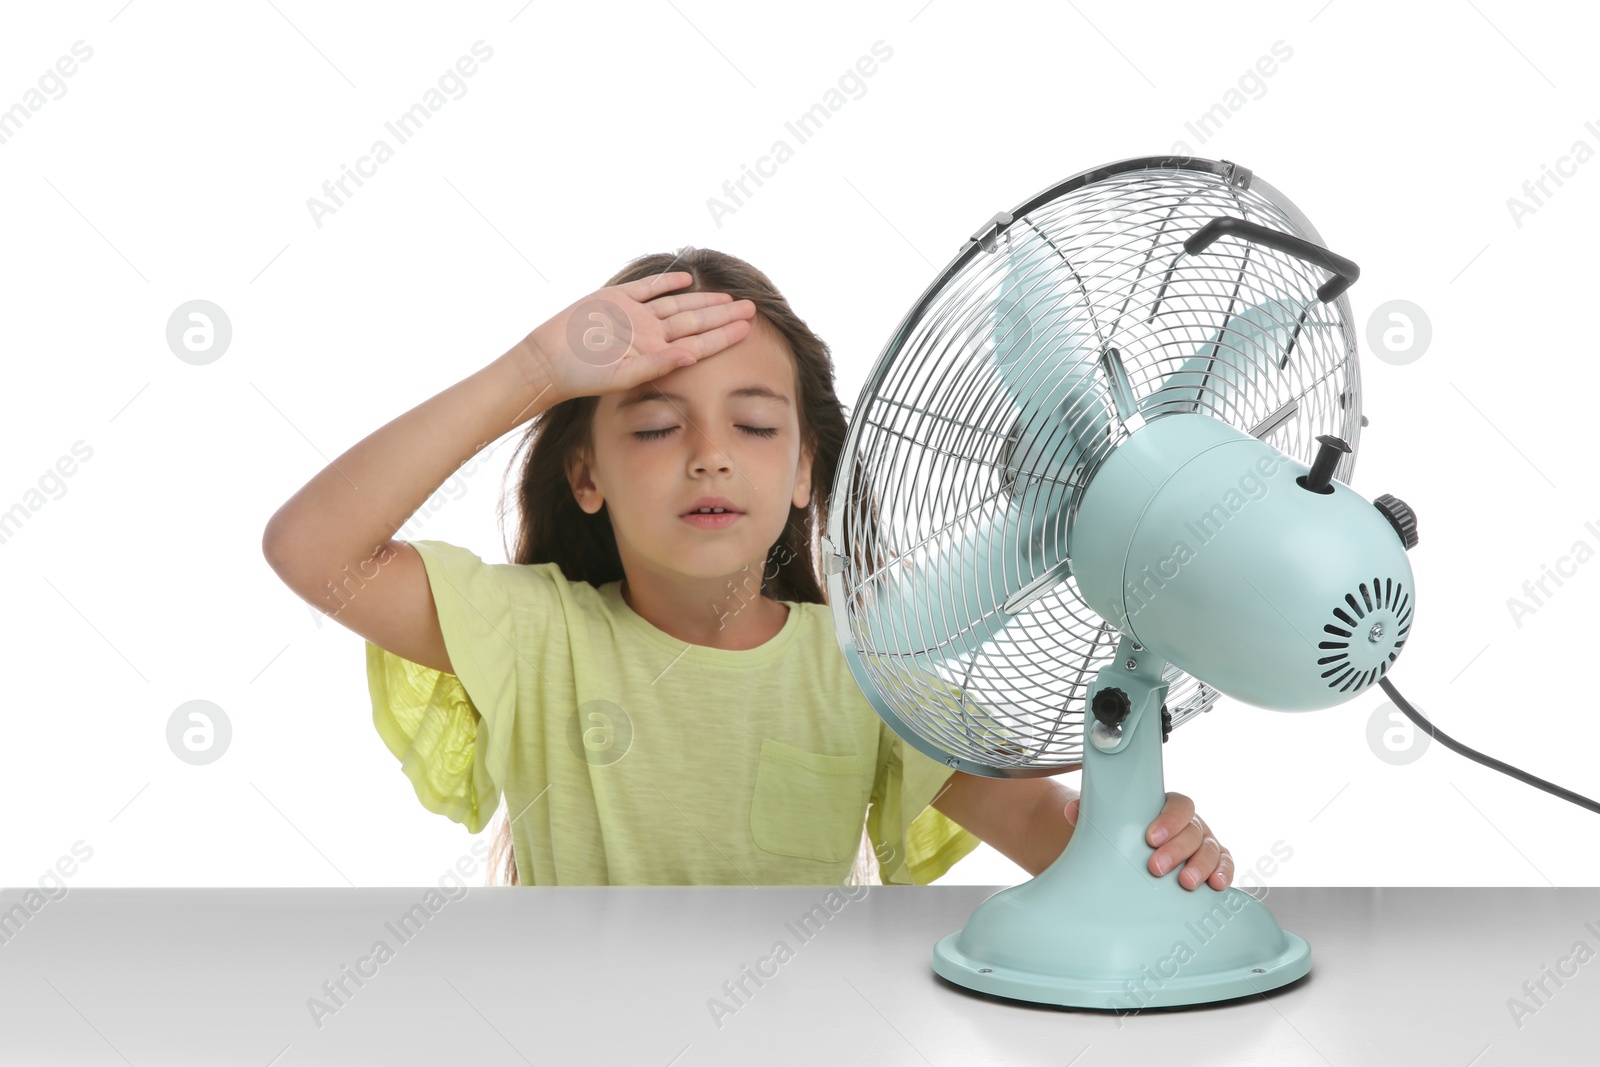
[
  {"left": 867, "top": 718, "right": 983, "bottom": 885},
  {"left": 364, "top": 539, "right": 522, "bottom": 834}
]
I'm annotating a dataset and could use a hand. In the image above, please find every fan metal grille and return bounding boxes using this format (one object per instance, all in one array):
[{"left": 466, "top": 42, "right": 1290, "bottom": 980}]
[{"left": 828, "top": 157, "right": 1363, "bottom": 773}]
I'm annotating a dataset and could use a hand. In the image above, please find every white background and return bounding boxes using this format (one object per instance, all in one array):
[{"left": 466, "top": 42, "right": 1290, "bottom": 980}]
[{"left": 2, "top": 0, "right": 1597, "bottom": 890}]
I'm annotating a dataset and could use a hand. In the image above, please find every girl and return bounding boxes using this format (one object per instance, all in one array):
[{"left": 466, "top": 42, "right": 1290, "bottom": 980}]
[{"left": 263, "top": 247, "right": 1235, "bottom": 891}]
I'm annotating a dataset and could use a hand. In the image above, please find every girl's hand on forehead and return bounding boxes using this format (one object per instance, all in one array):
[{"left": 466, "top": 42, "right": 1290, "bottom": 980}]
[{"left": 516, "top": 271, "right": 756, "bottom": 403}]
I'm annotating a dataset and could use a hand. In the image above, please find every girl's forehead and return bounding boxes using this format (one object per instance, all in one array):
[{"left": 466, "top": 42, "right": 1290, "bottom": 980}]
[{"left": 606, "top": 329, "right": 796, "bottom": 414}]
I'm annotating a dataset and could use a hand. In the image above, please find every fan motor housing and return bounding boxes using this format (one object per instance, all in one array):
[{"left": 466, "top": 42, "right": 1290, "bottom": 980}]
[{"left": 1071, "top": 413, "right": 1414, "bottom": 711}]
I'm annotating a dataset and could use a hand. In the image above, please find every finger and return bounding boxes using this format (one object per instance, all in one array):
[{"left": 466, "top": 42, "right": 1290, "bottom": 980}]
[
  {"left": 619, "top": 270, "right": 695, "bottom": 301},
  {"left": 1176, "top": 835, "right": 1223, "bottom": 891},
  {"left": 1208, "top": 850, "right": 1234, "bottom": 890},
  {"left": 601, "top": 343, "right": 691, "bottom": 389},
  {"left": 1149, "top": 819, "right": 1203, "bottom": 879},
  {"left": 1064, "top": 798, "right": 1079, "bottom": 826},
  {"left": 1148, "top": 791, "right": 1195, "bottom": 848},
  {"left": 661, "top": 299, "right": 756, "bottom": 343},
  {"left": 645, "top": 290, "right": 734, "bottom": 317},
  {"left": 667, "top": 316, "right": 754, "bottom": 363}
]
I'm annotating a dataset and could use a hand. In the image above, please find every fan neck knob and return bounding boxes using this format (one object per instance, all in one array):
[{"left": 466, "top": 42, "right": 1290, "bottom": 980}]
[{"left": 1091, "top": 686, "right": 1133, "bottom": 729}]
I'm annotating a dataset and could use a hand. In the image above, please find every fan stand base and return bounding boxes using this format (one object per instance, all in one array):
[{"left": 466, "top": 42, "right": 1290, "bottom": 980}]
[
  {"left": 930, "top": 636, "right": 1312, "bottom": 1010},
  {"left": 931, "top": 897, "right": 1310, "bottom": 1011}
]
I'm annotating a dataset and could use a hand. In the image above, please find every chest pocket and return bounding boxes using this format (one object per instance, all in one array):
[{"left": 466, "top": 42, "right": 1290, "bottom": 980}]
[{"left": 749, "top": 738, "right": 870, "bottom": 863}]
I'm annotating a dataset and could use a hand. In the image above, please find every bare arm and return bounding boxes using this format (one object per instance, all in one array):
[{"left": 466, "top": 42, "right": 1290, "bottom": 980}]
[
  {"left": 261, "top": 343, "right": 560, "bottom": 673},
  {"left": 931, "top": 770, "right": 1082, "bottom": 878},
  {"left": 934, "top": 772, "right": 1237, "bottom": 889},
  {"left": 262, "top": 270, "right": 757, "bottom": 674}
]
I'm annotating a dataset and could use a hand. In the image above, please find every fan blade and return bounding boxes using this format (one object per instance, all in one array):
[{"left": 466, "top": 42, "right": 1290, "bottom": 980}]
[
  {"left": 859, "top": 475, "right": 1065, "bottom": 663},
  {"left": 1140, "top": 295, "right": 1302, "bottom": 421},
  {"left": 989, "top": 236, "right": 1113, "bottom": 472},
  {"left": 856, "top": 239, "right": 1104, "bottom": 666},
  {"left": 985, "top": 232, "right": 1118, "bottom": 515}
]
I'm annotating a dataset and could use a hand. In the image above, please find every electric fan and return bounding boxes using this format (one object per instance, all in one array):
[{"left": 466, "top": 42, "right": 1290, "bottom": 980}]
[{"left": 822, "top": 155, "right": 1600, "bottom": 1010}]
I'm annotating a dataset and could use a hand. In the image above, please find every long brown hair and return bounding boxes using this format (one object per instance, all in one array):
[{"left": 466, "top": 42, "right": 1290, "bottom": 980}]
[{"left": 485, "top": 246, "right": 872, "bottom": 886}]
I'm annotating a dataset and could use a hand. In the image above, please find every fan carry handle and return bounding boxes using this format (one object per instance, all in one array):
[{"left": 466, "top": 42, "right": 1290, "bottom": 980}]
[{"left": 1184, "top": 216, "right": 1360, "bottom": 303}]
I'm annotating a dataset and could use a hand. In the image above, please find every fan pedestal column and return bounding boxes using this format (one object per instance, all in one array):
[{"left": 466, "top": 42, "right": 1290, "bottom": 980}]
[{"left": 931, "top": 634, "right": 1311, "bottom": 1010}]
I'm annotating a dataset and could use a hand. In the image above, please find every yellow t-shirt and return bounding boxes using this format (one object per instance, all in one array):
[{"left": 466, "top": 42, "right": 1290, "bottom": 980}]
[{"left": 364, "top": 539, "right": 982, "bottom": 886}]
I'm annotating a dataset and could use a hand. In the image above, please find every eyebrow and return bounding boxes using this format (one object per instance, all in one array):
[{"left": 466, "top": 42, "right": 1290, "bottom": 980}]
[{"left": 615, "top": 385, "right": 791, "bottom": 410}]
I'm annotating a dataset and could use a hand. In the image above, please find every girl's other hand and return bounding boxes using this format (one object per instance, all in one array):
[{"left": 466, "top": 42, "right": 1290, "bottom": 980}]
[
  {"left": 1065, "top": 790, "right": 1235, "bottom": 891},
  {"left": 513, "top": 271, "right": 756, "bottom": 403}
]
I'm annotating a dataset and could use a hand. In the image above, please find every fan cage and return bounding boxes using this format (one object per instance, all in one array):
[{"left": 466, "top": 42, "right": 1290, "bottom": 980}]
[{"left": 828, "top": 157, "right": 1363, "bottom": 773}]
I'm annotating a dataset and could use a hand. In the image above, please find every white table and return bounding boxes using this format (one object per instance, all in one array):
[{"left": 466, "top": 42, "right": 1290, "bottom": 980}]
[{"left": 0, "top": 885, "right": 1590, "bottom": 1065}]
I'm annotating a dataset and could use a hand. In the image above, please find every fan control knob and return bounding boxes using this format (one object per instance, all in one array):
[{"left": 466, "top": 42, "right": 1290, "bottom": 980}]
[
  {"left": 1092, "top": 686, "right": 1132, "bottom": 729},
  {"left": 1373, "top": 493, "right": 1419, "bottom": 550}
]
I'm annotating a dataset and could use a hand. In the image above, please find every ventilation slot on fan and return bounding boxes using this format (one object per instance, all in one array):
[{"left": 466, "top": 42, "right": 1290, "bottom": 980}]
[{"left": 1317, "top": 577, "right": 1412, "bottom": 692}]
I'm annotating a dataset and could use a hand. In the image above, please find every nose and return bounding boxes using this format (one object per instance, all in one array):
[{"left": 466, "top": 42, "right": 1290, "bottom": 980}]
[{"left": 688, "top": 427, "right": 735, "bottom": 475}]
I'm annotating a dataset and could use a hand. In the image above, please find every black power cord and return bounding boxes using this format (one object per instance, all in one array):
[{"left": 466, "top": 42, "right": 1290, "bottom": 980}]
[{"left": 1378, "top": 676, "right": 1600, "bottom": 815}]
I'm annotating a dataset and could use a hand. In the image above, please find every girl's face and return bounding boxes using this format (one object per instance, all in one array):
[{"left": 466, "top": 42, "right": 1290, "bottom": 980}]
[{"left": 568, "top": 314, "right": 812, "bottom": 595}]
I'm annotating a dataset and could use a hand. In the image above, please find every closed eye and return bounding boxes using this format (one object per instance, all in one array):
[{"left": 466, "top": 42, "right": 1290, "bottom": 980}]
[{"left": 633, "top": 426, "right": 778, "bottom": 440}]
